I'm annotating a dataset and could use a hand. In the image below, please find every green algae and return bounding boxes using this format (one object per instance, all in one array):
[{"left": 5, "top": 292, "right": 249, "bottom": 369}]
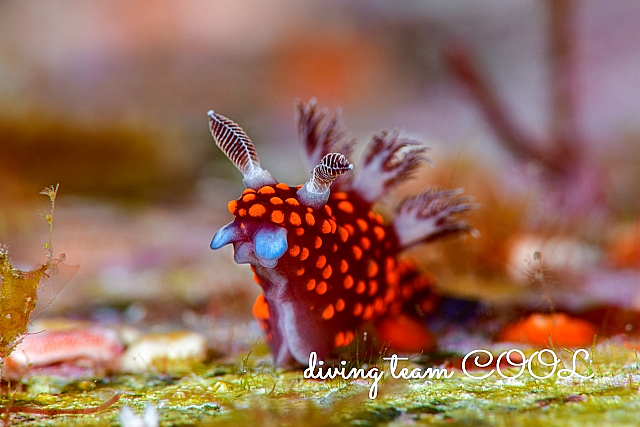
[
  {"left": 2, "top": 340, "right": 640, "bottom": 426},
  {"left": 0, "top": 185, "right": 79, "bottom": 374}
]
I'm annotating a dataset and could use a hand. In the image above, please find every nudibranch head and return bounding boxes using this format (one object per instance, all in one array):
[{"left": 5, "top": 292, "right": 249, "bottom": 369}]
[{"left": 208, "top": 109, "right": 353, "bottom": 271}]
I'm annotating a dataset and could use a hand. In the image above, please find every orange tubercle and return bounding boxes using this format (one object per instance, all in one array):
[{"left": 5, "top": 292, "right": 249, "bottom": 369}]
[
  {"left": 258, "top": 186, "right": 276, "bottom": 195},
  {"left": 290, "top": 245, "right": 301, "bottom": 257},
  {"left": 306, "top": 279, "right": 316, "bottom": 291},
  {"left": 337, "top": 227, "right": 349, "bottom": 242},
  {"left": 252, "top": 294, "right": 270, "bottom": 320},
  {"left": 322, "top": 265, "right": 333, "bottom": 279},
  {"left": 343, "top": 275, "right": 354, "bottom": 289},
  {"left": 289, "top": 212, "right": 302, "bottom": 226},
  {"left": 373, "top": 226, "right": 385, "bottom": 241},
  {"left": 334, "top": 332, "right": 346, "bottom": 347},
  {"left": 316, "top": 281, "right": 328, "bottom": 295},
  {"left": 353, "top": 303, "right": 363, "bottom": 317},
  {"left": 337, "top": 201, "right": 354, "bottom": 214},
  {"left": 271, "top": 210, "right": 285, "bottom": 223},
  {"left": 322, "top": 304, "right": 335, "bottom": 320},
  {"left": 316, "top": 255, "right": 327, "bottom": 269},
  {"left": 305, "top": 213, "right": 316, "bottom": 226},
  {"left": 376, "top": 314, "right": 435, "bottom": 353},
  {"left": 249, "top": 204, "right": 267, "bottom": 218},
  {"left": 242, "top": 193, "right": 257, "bottom": 203},
  {"left": 367, "top": 259, "right": 379, "bottom": 278}
]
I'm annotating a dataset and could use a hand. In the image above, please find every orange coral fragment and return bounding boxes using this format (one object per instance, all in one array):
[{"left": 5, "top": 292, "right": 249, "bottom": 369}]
[{"left": 499, "top": 313, "right": 597, "bottom": 347}]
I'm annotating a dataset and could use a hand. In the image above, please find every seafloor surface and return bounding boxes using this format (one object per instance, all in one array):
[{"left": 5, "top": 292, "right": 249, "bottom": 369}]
[{"left": 2, "top": 338, "right": 640, "bottom": 427}]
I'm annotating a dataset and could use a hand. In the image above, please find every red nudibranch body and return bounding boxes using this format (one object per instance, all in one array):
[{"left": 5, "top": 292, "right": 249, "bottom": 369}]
[{"left": 209, "top": 99, "right": 473, "bottom": 366}]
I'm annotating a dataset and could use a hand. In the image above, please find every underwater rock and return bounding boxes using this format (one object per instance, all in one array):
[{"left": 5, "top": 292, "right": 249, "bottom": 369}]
[{"left": 120, "top": 331, "right": 207, "bottom": 373}]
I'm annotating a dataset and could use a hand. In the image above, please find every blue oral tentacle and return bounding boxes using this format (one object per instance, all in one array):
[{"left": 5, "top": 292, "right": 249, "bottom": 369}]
[{"left": 210, "top": 221, "right": 244, "bottom": 250}]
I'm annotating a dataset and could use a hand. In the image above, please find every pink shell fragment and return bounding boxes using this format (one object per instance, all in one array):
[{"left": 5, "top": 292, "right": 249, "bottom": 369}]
[{"left": 5, "top": 327, "right": 123, "bottom": 370}]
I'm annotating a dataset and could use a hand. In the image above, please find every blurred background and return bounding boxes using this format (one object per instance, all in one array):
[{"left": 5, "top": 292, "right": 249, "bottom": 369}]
[{"left": 1, "top": 0, "right": 639, "bottom": 340}]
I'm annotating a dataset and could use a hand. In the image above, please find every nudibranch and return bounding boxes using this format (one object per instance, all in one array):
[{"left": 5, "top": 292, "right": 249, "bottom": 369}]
[{"left": 209, "top": 99, "right": 474, "bottom": 367}]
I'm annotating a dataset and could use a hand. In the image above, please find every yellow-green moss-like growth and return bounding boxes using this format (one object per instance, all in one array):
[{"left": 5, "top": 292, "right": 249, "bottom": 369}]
[
  {"left": 0, "top": 248, "right": 46, "bottom": 360},
  {"left": 0, "top": 185, "right": 78, "bottom": 364}
]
